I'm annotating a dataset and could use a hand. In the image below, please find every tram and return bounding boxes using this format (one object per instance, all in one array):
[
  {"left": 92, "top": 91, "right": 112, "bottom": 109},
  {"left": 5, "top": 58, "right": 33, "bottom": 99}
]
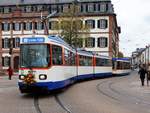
[
  {"left": 112, "top": 58, "right": 131, "bottom": 75},
  {"left": 18, "top": 35, "right": 112, "bottom": 93}
]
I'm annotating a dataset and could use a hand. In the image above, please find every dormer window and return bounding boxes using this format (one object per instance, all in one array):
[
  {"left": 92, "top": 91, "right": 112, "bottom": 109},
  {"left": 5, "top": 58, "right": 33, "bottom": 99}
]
[
  {"left": 101, "top": 3, "right": 106, "bottom": 12},
  {"left": 87, "top": 4, "right": 94, "bottom": 12},
  {"left": 25, "top": 6, "right": 32, "bottom": 12}
]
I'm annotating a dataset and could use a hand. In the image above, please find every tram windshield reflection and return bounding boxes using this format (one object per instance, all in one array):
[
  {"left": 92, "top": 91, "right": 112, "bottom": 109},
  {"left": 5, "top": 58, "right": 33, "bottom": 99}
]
[{"left": 20, "top": 44, "right": 50, "bottom": 68}]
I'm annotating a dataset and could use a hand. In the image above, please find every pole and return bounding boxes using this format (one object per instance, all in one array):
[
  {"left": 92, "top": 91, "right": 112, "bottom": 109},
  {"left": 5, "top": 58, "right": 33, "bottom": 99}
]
[
  {"left": 73, "top": 0, "right": 78, "bottom": 48},
  {"left": 9, "top": 21, "right": 13, "bottom": 69},
  {"left": 41, "top": 11, "right": 57, "bottom": 35}
]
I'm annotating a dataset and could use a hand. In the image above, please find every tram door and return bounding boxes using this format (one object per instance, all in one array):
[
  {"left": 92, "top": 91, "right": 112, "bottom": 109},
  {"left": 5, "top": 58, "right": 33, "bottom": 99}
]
[{"left": 14, "top": 56, "right": 19, "bottom": 72}]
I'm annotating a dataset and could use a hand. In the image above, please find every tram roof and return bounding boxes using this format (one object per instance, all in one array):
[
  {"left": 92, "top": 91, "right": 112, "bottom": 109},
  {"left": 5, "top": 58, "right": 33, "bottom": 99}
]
[
  {"left": 20, "top": 35, "right": 111, "bottom": 59},
  {"left": 48, "top": 35, "right": 74, "bottom": 50},
  {"left": 112, "top": 58, "right": 130, "bottom": 62}
]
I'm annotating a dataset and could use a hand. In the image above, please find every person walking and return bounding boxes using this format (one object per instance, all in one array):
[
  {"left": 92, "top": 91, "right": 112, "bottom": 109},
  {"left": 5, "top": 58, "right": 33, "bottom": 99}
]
[
  {"left": 138, "top": 65, "right": 147, "bottom": 86},
  {"left": 146, "top": 71, "right": 150, "bottom": 86},
  {"left": 7, "top": 66, "right": 13, "bottom": 80}
]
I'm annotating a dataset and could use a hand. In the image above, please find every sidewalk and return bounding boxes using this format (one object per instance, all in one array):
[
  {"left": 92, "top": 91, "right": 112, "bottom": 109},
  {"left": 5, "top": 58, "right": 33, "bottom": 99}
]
[
  {"left": 122, "top": 71, "right": 150, "bottom": 100},
  {"left": 0, "top": 70, "right": 18, "bottom": 76}
]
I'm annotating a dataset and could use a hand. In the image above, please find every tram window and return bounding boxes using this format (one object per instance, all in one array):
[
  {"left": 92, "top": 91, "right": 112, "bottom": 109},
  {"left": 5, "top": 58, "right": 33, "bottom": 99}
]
[
  {"left": 79, "top": 55, "right": 92, "bottom": 66},
  {"left": 96, "top": 58, "right": 111, "bottom": 66},
  {"left": 105, "top": 59, "right": 112, "bottom": 66},
  {"left": 96, "top": 58, "right": 103, "bottom": 66},
  {"left": 52, "top": 45, "right": 63, "bottom": 65},
  {"left": 64, "top": 49, "right": 75, "bottom": 66}
]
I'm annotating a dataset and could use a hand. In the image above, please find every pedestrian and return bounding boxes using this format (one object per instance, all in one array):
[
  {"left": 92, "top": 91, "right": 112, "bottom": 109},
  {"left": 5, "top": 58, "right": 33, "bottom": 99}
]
[
  {"left": 7, "top": 66, "right": 13, "bottom": 80},
  {"left": 138, "top": 65, "right": 147, "bottom": 86},
  {"left": 146, "top": 71, "right": 150, "bottom": 86}
]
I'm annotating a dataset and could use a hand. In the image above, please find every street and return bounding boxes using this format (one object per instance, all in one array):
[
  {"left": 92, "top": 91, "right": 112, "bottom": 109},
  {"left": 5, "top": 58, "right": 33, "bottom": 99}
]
[{"left": 0, "top": 71, "right": 150, "bottom": 113}]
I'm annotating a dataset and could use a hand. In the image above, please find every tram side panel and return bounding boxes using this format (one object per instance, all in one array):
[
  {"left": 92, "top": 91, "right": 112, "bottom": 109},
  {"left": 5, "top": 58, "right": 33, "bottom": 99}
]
[
  {"left": 46, "top": 66, "right": 77, "bottom": 90},
  {"left": 77, "top": 66, "right": 94, "bottom": 80},
  {"left": 94, "top": 66, "right": 112, "bottom": 78}
]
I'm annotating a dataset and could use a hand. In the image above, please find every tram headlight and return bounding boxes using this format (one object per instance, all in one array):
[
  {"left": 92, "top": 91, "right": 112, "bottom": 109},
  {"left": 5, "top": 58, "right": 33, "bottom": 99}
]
[
  {"left": 19, "top": 75, "right": 25, "bottom": 80},
  {"left": 39, "top": 74, "right": 47, "bottom": 80}
]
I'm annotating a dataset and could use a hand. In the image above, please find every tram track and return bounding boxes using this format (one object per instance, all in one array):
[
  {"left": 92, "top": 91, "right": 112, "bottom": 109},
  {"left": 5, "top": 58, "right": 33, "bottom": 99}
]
[
  {"left": 54, "top": 95, "right": 73, "bottom": 113},
  {"left": 34, "top": 95, "right": 42, "bottom": 113},
  {"left": 96, "top": 80, "right": 119, "bottom": 101},
  {"left": 33, "top": 94, "right": 73, "bottom": 113}
]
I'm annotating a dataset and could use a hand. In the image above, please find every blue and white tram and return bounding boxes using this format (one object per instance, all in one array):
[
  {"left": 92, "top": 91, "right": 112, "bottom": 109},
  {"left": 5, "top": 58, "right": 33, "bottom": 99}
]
[
  {"left": 112, "top": 58, "right": 131, "bottom": 75},
  {"left": 18, "top": 35, "right": 112, "bottom": 93}
]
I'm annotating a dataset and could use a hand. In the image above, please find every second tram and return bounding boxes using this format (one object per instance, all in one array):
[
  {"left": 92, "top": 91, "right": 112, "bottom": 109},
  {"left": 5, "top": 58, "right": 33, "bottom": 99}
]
[{"left": 112, "top": 58, "right": 131, "bottom": 75}]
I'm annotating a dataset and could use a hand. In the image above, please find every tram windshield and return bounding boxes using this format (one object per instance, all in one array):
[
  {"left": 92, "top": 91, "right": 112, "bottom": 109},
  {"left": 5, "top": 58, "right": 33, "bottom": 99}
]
[{"left": 20, "top": 44, "right": 50, "bottom": 68}]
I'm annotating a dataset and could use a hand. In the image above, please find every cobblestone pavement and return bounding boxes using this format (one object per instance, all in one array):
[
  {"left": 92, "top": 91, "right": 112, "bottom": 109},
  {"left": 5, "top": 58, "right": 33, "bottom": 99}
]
[{"left": 0, "top": 71, "right": 150, "bottom": 113}]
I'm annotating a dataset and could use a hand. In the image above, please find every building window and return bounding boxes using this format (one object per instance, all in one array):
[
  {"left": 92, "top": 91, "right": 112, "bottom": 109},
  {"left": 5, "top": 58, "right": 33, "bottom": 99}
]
[
  {"left": 59, "top": 5, "right": 64, "bottom": 13},
  {"left": 25, "top": 5, "right": 32, "bottom": 12},
  {"left": 35, "top": 22, "right": 44, "bottom": 30},
  {"left": 49, "top": 5, "right": 57, "bottom": 13},
  {"left": 2, "top": 56, "right": 10, "bottom": 67},
  {"left": 2, "top": 22, "right": 10, "bottom": 31},
  {"left": 87, "top": 4, "right": 94, "bottom": 12},
  {"left": 24, "top": 22, "right": 32, "bottom": 31},
  {"left": 37, "top": 5, "right": 43, "bottom": 12},
  {"left": 85, "top": 37, "right": 95, "bottom": 47},
  {"left": 13, "top": 37, "right": 20, "bottom": 48},
  {"left": 63, "top": 5, "right": 69, "bottom": 13},
  {"left": 97, "top": 4, "right": 101, "bottom": 11},
  {"left": 85, "top": 19, "right": 95, "bottom": 29},
  {"left": 0, "top": 7, "right": 3, "bottom": 13},
  {"left": 32, "top": 6, "right": 37, "bottom": 12},
  {"left": 98, "top": 19, "right": 108, "bottom": 29},
  {"left": 80, "top": 4, "right": 84, "bottom": 12},
  {"left": 100, "top": 3, "right": 107, "bottom": 12},
  {"left": 98, "top": 37, "right": 108, "bottom": 48},
  {"left": 49, "top": 21, "right": 59, "bottom": 30},
  {"left": 13, "top": 23, "right": 21, "bottom": 31},
  {"left": 3, "top": 7, "right": 11, "bottom": 13},
  {"left": 2, "top": 38, "right": 10, "bottom": 48}
]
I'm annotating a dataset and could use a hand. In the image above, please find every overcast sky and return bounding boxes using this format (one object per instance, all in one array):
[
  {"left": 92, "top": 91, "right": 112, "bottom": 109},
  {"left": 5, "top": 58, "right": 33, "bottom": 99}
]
[{"left": 111, "top": 0, "right": 150, "bottom": 57}]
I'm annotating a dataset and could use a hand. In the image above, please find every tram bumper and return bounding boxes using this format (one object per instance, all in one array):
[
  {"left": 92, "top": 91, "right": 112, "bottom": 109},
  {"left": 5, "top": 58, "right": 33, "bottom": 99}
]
[
  {"left": 18, "top": 82, "right": 49, "bottom": 93},
  {"left": 18, "top": 80, "right": 68, "bottom": 93}
]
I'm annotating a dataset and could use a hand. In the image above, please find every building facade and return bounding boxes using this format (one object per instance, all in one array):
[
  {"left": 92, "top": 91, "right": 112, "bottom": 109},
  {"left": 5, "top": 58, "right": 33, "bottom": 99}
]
[{"left": 0, "top": 0, "right": 120, "bottom": 71}]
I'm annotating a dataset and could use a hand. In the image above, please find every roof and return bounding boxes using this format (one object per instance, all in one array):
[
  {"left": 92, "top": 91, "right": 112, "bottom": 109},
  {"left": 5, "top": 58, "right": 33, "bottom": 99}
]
[
  {"left": 0, "top": 0, "right": 111, "bottom": 6},
  {"left": 132, "top": 48, "right": 145, "bottom": 54}
]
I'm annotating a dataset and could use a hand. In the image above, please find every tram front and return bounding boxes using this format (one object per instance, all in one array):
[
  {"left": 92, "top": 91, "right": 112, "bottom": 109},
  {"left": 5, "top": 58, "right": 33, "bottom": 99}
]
[{"left": 18, "top": 36, "right": 51, "bottom": 93}]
